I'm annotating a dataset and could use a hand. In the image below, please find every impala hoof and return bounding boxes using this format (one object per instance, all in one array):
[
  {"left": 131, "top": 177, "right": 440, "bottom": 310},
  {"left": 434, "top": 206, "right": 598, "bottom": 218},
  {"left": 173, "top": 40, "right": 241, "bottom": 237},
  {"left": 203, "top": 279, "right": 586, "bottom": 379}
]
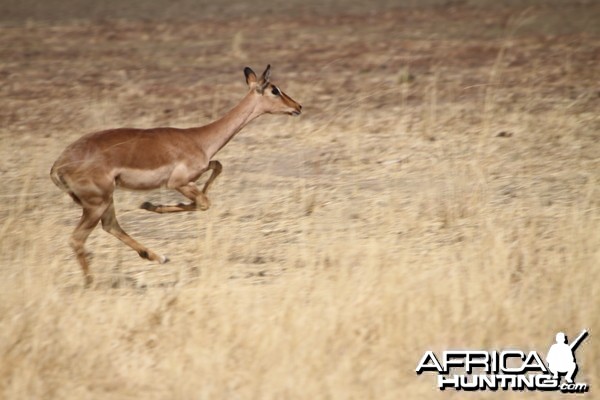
[
  {"left": 159, "top": 255, "right": 170, "bottom": 264},
  {"left": 140, "top": 201, "right": 154, "bottom": 211}
]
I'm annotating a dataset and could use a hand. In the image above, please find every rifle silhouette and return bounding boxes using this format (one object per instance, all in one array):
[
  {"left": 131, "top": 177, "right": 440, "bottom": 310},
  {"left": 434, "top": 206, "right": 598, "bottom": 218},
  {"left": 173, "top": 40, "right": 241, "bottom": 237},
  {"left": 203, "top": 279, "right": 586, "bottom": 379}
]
[{"left": 569, "top": 329, "right": 588, "bottom": 351}]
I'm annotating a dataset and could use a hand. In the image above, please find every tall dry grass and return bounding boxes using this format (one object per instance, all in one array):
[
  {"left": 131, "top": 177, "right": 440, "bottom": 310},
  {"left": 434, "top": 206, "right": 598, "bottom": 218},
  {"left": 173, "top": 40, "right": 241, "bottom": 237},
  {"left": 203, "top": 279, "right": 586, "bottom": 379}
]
[{"left": 1, "top": 2, "right": 598, "bottom": 399}]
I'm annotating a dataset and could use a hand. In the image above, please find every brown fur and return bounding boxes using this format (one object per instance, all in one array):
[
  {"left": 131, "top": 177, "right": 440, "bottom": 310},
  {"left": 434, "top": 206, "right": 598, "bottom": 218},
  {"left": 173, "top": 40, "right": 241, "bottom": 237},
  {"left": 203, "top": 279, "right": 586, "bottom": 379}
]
[{"left": 51, "top": 65, "right": 301, "bottom": 286}]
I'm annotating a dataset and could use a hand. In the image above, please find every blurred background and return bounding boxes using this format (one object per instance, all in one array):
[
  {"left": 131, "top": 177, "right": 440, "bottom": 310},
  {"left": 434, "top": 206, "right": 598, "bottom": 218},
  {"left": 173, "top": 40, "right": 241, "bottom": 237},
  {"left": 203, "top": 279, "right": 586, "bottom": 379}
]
[{"left": 0, "top": 0, "right": 598, "bottom": 399}]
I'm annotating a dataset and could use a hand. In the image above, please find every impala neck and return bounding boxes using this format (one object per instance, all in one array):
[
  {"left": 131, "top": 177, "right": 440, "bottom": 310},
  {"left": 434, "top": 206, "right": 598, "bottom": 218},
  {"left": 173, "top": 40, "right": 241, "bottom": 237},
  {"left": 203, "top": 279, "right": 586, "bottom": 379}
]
[{"left": 195, "top": 91, "right": 262, "bottom": 160}]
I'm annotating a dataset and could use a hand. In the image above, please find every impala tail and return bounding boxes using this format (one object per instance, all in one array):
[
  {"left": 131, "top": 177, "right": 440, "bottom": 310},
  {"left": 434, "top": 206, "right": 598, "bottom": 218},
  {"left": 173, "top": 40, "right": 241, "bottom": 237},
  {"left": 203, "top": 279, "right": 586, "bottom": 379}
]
[{"left": 50, "top": 164, "right": 82, "bottom": 205}]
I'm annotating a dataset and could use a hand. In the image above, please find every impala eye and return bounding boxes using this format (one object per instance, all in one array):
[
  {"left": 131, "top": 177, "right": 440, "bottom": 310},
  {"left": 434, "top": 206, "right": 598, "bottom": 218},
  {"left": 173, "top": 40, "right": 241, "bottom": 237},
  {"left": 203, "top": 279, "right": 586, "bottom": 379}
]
[{"left": 271, "top": 86, "right": 280, "bottom": 96}]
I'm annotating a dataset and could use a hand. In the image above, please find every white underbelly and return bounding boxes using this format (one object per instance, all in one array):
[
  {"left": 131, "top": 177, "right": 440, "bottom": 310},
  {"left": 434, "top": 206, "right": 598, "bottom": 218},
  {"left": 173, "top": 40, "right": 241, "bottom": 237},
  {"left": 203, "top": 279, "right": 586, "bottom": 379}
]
[{"left": 114, "top": 166, "right": 173, "bottom": 190}]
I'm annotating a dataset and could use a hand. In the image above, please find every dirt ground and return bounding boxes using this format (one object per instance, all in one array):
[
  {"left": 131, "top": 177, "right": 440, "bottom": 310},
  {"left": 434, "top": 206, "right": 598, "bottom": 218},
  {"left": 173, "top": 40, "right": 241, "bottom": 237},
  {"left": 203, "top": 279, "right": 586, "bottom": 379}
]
[{"left": 0, "top": 1, "right": 598, "bottom": 399}]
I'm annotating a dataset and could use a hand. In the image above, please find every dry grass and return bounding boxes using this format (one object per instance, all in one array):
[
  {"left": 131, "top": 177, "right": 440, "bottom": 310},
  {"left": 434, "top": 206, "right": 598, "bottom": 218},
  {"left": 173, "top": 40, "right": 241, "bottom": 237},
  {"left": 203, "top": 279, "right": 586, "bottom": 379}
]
[{"left": 0, "top": 1, "right": 598, "bottom": 399}]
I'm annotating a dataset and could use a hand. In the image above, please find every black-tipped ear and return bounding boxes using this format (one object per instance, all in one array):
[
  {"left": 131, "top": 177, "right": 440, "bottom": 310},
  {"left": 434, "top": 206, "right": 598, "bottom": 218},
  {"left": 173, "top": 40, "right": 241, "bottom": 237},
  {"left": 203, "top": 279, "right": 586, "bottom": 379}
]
[
  {"left": 260, "top": 64, "right": 271, "bottom": 83},
  {"left": 244, "top": 67, "right": 257, "bottom": 86}
]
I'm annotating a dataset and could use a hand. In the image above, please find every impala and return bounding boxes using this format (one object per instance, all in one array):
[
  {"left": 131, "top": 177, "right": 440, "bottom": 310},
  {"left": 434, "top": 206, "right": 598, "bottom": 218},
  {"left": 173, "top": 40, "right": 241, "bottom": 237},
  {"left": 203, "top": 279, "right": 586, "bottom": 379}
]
[{"left": 50, "top": 65, "right": 302, "bottom": 286}]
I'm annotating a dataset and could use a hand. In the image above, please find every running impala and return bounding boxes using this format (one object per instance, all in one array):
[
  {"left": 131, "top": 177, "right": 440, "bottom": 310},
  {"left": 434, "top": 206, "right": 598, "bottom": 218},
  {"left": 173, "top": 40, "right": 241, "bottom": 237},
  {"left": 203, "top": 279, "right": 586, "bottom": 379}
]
[{"left": 51, "top": 65, "right": 302, "bottom": 286}]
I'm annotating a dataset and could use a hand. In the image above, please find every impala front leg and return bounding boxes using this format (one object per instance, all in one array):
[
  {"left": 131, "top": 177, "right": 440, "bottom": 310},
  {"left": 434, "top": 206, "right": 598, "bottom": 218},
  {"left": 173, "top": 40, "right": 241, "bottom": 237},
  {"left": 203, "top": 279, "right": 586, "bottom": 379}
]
[
  {"left": 141, "top": 183, "right": 211, "bottom": 213},
  {"left": 178, "top": 183, "right": 211, "bottom": 210},
  {"left": 201, "top": 160, "right": 222, "bottom": 194},
  {"left": 141, "top": 161, "right": 222, "bottom": 213}
]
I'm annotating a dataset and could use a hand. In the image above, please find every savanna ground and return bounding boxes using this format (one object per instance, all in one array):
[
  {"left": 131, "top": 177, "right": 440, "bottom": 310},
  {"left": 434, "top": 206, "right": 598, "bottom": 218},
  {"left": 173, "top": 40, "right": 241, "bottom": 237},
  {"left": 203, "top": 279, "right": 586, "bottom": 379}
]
[{"left": 0, "top": 0, "right": 598, "bottom": 398}]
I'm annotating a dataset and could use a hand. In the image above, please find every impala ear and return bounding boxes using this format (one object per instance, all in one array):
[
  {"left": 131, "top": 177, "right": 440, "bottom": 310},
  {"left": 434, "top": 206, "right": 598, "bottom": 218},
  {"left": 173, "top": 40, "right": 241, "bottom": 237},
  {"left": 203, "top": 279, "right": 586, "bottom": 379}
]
[
  {"left": 244, "top": 67, "right": 257, "bottom": 87},
  {"left": 255, "top": 64, "right": 271, "bottom": 92},
  {"left": 260, "top": 64, "right": 271, "bottom": 84}
]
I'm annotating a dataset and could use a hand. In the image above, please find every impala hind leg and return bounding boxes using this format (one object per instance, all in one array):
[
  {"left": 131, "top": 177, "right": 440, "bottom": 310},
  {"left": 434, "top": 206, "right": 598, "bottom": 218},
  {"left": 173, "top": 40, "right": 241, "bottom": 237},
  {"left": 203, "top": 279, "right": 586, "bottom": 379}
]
[
  {"left": 101, "top": 201, "right": 169, "bottom": 264},
  {"left": 71, "top": 201, "right": 109, "bottom": 287}
]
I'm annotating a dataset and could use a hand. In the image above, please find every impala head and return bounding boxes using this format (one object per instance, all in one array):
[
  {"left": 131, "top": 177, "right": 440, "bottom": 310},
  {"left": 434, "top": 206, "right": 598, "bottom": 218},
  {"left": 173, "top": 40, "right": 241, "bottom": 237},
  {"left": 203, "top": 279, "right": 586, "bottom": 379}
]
[{"left": 244, "top": 65, "right": 302, "bottom": 116}]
